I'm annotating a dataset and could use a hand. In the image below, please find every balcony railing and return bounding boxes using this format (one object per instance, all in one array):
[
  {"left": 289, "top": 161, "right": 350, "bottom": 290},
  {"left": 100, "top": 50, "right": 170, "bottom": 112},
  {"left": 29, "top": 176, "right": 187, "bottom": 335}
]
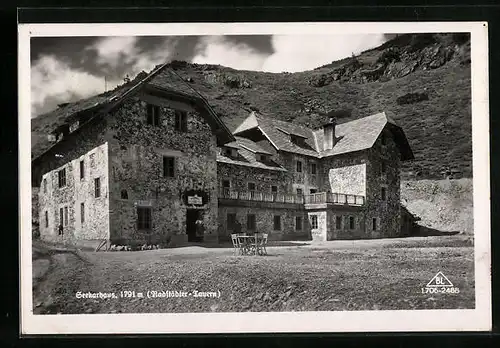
[
  {"left": 304, "top": 192, "right": 365, "bottom": 205},
  {"left": 219, "top": 189, "right": 365, "bottom": 206},
  {"left": 220, "top": 188, "right": 304, "bottom": 204}
]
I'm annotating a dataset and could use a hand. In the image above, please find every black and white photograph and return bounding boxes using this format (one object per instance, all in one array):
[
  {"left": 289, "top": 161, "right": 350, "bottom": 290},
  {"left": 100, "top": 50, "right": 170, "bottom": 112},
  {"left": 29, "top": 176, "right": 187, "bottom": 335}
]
[{"left": 19, "top": 22, "right": 491, "bottom": 334}]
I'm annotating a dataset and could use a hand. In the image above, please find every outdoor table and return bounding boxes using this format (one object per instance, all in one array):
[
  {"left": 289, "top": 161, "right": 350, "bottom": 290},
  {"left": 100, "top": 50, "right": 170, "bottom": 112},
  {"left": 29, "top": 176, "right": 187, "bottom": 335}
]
[{"left": 236, "top": 234, "right": 262, "bottom": 256}]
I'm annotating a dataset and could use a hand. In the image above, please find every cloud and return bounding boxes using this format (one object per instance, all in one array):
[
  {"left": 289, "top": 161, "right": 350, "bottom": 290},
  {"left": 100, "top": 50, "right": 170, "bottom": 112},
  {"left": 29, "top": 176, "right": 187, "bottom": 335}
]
[
  {"left": 263, "top": 34, "right": 385, "bottom": 72},
  {"left": 30, "top": 34, "right": 388, "bottom": 117},
  {"left": 191, "top": 36, "right": 268, "bottom": 71},
  {"left": 31, "top": 37, "right": 178, "bottom": 116},
  {"left": 191, "top": 34, "right": 385, "bottom": 73},
  {"left": 30, "top": 55, "right": 121, "bottom": 117}
]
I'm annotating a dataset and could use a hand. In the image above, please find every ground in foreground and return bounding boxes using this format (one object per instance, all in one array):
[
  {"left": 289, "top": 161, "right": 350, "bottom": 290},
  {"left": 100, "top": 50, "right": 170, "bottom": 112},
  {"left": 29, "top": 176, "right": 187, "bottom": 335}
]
[{"left": 31, "top": 236, "right": 474, "bottom": 314}]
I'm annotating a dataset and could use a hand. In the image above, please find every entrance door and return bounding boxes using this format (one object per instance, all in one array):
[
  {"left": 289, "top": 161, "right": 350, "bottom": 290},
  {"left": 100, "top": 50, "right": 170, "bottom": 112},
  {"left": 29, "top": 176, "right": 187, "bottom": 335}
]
[{"left": 186, "top": 209, "right": 200, "bottom": 242}]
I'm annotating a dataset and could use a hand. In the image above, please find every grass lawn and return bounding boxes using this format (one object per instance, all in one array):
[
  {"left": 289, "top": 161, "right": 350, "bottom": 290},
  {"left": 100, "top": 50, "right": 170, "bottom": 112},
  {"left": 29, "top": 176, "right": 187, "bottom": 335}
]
[{"left": 32, "top": 236, "right": 474, "bottom": 314}]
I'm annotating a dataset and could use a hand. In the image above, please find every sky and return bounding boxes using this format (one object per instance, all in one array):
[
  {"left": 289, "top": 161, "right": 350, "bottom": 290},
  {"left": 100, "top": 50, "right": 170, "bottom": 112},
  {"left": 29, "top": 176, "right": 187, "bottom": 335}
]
[{"left": 30, "top": 34, "right": 395, "bottom": 117}]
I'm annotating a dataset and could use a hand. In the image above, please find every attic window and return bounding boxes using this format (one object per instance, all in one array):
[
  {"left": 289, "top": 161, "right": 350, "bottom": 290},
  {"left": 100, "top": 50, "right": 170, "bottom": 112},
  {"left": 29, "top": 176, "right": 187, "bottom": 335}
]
[
  {"left": 257, "top": 153, "right": 270, "bottom": 163},
  {"left": 291, "top": 135, "right": 303, "bottom": 145},
  {"left": 224, "top": 147, "right": 238, "bottom": 158}
]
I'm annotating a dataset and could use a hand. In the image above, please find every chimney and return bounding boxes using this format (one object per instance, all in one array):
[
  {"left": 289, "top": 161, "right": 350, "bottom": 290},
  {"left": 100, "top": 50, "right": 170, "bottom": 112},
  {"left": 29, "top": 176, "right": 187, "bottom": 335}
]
[{"left": 323, "top": 117, "right": 337, "bottom": 150}]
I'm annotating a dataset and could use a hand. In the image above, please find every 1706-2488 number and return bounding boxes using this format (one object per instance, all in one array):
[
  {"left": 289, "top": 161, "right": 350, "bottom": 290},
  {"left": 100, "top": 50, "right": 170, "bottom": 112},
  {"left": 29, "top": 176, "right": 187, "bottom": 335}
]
[{"left": 421, "top": 287, "right": 460, "bottom": 294}]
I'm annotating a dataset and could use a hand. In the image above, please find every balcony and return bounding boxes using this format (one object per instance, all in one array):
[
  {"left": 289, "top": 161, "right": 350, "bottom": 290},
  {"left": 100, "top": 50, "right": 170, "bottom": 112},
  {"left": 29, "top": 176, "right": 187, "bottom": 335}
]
[
  {"left": 220, "top": 188, "right": 304, "bottom": 204},
  {"left": 219, "top": 189, "right": 365, "bottom": 206},
  {"left": 303, "top": 192, "right": 365, "bottom": 206}
]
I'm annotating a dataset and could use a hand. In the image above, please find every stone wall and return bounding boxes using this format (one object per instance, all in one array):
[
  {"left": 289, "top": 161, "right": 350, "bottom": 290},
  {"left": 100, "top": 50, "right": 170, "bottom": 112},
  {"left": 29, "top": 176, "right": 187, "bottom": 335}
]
[
  {"left": 107, "top": 93, "right": 219, "bottom": 245},
  {"left": 277, "top": 152, "right": 323, "bottom": 194},
  {"left": 218, "top": 205, "right": 310, "bottom": 241},
  {"left": 32, "top": 187, "right": 40, "bottom": 238},
  {"left": 328, "top": 163, "right": 366, "bottom": 196},
  {"left": 320, "top": 151, "right": 368, "bottom": 194},
  {"left": 38, "top": 143, "right": 110, "bottom": 243},
  {"left": 217, "top": 162, "right": 288, "bottom": 193},
  {"left": 365, "top": 127, "right": 402, "bottom": 238}
]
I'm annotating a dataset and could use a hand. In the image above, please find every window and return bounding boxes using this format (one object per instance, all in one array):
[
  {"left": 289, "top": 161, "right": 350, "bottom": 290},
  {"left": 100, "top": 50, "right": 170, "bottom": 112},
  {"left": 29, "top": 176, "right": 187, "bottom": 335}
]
[
  {"left": 271, "top": 185, "right": 278, "bottom": 193},
  {"left": 335, "top": 216, "right": 342, "bottom": 229},
  {"left": 349, "top": 216, "right": 355, "bottom": 230},
  {"left": 80, "top": 203, "right": 85, "bottom": 223},
  {"left": 296, "top": 188, "right": 303, "bottom": 195},
  {"left": 224, "top": 148, "right": 232, "bottom": 157},
  {"left": 295, "top": 216, "right": 302, "bottom": 231},
  {"left": 80, "top": 160, "right": 85, "bottom": 180},
  {"left": 273, "top": 215, "right": 281, "bottom": 231},
  {"left": 137, "top": 207, "right": 152, "bottom": 230},
  {"left": 163, "top": 156, "right": 175, "bottom": 178},
  {"left": 311, "top": 215, "right": 318, "bottom": 229},
  {"left": 258, "top": 154, "right": 269, "bottom": 163},
  {"left": 310, "top": 162, "right": 317, "bottom": 175},
  {"left": 296, "top": 160, "right": 302, "bottom": 172},
  {"left": 372, "top": 217, "right": 377, "bottom": 231},
  {"left": 222, "top": 180, "right": 231, "bottom": 189},
  {"left": 381, "top": 187, "right": 387, "bottom": 201},
  {"left": 248, "top": 182, "right": 256, "bottom": 191},
  {"left": 94, "top": 177, "right": 101, "bottom": 198},
  {"left": 247, "top": 214, "right": 256, "bottom": 231},
  {"left": 45, "top": 211, "right": 48, "bottom": 228},
  {"left": 90, "top": 153, "right": 95, "bottom": 168},
  {"left": 43, "top": 179, "right": 47, "bottom": 193},
  {"left": 121, "top": 189, "right": 128, "bottom": 199},
  {"left": 174, "top": 110, "right": 188, "bottom": 132},
  {"left": 310, "top": 189, "right": 317, "bottom": 194},
  {"left": 227, "top": 213, "right": 236, "bottom": 230},
  {"left": 59, "top": 208, "right": 63, "bottom": 227},
  {"left": 146, "top": 104, "right": 160, "bottom": 126},
  {"left": 58, "top": 168, "right": 66, "bottom": 188},
  {"left": 64, "top": 206, "right": 68, "bottom": 226}
]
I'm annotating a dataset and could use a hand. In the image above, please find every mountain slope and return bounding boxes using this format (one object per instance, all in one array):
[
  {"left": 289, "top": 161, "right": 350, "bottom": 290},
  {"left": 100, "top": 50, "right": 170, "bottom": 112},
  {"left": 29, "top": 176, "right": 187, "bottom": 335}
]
[{"left": 31, "top": 33, "right": 472, "bottom": 179}]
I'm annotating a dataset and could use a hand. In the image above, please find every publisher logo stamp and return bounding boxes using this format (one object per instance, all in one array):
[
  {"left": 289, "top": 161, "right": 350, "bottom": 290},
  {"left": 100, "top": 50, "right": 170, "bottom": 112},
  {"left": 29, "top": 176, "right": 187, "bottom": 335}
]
[{"left": 421, "top": 271, "right": 460, "bottom": 294}]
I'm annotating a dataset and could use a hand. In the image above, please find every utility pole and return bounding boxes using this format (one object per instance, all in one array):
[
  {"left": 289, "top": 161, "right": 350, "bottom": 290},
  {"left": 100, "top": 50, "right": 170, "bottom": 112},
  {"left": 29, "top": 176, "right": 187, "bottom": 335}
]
[{"left": 104, "top": 76, "right": 107, "bottom": 92}]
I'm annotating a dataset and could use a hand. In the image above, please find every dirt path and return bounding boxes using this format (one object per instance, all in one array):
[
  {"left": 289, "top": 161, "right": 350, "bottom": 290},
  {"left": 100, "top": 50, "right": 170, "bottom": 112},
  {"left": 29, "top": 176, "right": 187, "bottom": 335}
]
[{"left": 32, "top": 241, "right": 94, "bottom": 314}]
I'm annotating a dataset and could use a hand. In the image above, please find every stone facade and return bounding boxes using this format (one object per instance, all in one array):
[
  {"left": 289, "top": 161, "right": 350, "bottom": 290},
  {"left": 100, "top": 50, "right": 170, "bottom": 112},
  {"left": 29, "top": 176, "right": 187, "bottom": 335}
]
[
  {"left": 38, "top": 142, "right": 110, "bottom": 244},
  {"left": 365, "top": 128, "right": 402, "bottom": 238},
  {"left": 107, "top": 93, "right": 219, "bottom": 246},
  {"left": 217, "top": 162, "right": 310, "bottom": 241},
  {"left": 33, "top": 75, "right": 411, "bottom": 246}
]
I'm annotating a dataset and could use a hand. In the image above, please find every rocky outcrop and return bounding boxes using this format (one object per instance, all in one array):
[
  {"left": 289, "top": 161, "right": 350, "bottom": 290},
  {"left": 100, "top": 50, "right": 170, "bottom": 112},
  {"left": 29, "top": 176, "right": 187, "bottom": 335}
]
[
  {"left": 396, "top": 92, "right": 429, "bottom": 105},
  {"left": 309, "top": 34, "right": 469, "bottom": 87}
]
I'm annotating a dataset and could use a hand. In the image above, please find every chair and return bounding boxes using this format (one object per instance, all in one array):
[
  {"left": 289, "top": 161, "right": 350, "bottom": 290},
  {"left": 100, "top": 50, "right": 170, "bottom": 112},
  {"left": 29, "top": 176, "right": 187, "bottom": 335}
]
[
  {"left": 231, "top": 234, "right": 243, "bottom": 256},
  {"left": 257, "top": 233, "right": 268, "bottom": 255}
]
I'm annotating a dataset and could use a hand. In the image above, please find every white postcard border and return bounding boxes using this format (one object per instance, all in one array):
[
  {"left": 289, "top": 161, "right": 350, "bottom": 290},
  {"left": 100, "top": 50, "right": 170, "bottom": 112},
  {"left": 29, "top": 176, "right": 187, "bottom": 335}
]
[{"left": 19, "top": 21, "right": 491, "bottom": 334}]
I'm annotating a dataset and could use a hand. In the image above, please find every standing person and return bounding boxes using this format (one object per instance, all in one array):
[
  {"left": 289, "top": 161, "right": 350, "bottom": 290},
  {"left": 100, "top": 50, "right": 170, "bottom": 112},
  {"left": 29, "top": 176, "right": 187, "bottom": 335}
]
[{"left": 58, "top": 224, "right": 63, "bottom": 236}]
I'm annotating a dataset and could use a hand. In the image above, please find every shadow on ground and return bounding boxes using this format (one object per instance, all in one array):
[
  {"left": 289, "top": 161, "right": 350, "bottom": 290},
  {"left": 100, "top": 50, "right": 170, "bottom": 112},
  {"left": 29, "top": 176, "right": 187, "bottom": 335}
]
[{"left": 411, "top": 224, "right": 461, "bottom": 237}]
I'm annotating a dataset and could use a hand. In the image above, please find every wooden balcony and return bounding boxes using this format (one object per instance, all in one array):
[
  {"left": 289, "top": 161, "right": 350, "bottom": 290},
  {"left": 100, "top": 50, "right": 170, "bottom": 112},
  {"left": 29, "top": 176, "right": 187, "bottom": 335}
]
[{"left": 219, "top": 189, "right": 365, "bottom": 206}]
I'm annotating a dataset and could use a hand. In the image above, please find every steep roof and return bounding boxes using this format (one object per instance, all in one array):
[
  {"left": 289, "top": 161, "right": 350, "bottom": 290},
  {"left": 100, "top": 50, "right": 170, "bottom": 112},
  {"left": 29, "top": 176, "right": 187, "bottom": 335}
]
[
  {"left": 233, "top": 111, "right": 414, "bottom": 160},
  {"left": 32, "top": 65, "right": 235, "bottom": 162},
  {"left": 234, "top": 113, "right": 320, "bottom": 157},
  {"left": 315, "top": 112, "right": 386, "bottom": 155},
  {"left": 234, "top": 136, "right": 272, "bottom": 155},
  {"left": 217, "top": 139, "right": 286, "bottom": 171}
]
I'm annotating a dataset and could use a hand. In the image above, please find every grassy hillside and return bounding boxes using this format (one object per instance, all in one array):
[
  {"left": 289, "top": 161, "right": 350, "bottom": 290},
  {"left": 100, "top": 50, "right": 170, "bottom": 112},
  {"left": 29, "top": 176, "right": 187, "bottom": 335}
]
[{"left": 31, "top": 33, "right": 472, "bottom": 179}]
